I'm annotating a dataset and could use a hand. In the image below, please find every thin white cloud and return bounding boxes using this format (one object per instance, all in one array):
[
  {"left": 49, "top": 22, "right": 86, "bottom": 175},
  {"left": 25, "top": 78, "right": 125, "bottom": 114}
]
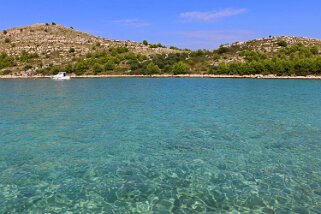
[
  {"left": 180, "top": 8, "right": 247, "bottom": 22},
  {"left": 111, "top": 19, "right": 151, "bottom": 28}
]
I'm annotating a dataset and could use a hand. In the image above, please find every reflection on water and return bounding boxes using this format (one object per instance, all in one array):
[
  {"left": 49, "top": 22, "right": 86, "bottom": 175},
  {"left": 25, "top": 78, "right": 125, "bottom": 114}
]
[{"left": 0, "top": 78, "right": 321, "bottom": 213}]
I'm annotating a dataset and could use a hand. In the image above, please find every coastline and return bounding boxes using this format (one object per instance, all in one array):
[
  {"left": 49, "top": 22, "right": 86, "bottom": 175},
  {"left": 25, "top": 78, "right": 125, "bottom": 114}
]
[{"left": 1, "top": 74, "right": 321, "bottom": 79}]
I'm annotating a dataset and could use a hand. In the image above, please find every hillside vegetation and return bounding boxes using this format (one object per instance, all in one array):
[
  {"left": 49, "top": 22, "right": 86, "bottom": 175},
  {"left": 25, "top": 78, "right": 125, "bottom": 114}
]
[{"left": 1, "top": 24, "right": 321, "bottom": 76}]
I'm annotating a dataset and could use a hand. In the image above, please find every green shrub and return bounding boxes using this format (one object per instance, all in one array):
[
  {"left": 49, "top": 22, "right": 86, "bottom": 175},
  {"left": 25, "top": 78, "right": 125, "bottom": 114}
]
[
  {"left": 93, "top": 64, "right": 102, "bottom": 74},
  {"left": 212, "top": 53, "right": 220, "bottom": 60},
  {"left": 310, "top": 46, "right": 319, "bottom": 55},
  {"left": 125, "top": 52, "right": 137, "bottom": 60},
  {"left": 217, "top": 45, "right": 230, "bottom": 54},
  {"left": 0, "top": 53, "right": 15, "bottom": 69},
  {"left": 137, "top": 54, "right": 148, "bottom": 61},
  {"left": 19, "top": 51, "right": 38, "bottom": 61},
  {"left": 64, "top": 64, "right": 73, "bottom": 72},
  {"left": 3, "top": 30, "right": 7, "bottom": 35},
  {"left": 51, "top": 66, "right": 60, "bottom": 74},
  {"left": 277, "top": 40, "right": 288, "bottom": 47},
  {"left": 130, "top": 61, "right": 142, "bottom": 71},
  {"left": 145, "top": 62, "right": 161, "bottom": 74},
  {"left": 172, "top": 61, "right": 189, "bottom": 75},
  {"left": 4, "top": 38, "right": 10, "bottom": 43},
  {"left": 69, "top": 48, "right": 75, "bottom": 53},
  {"left": 143, "top": 40, "right": 148, "bottom": 45},
  {"left": 190, "top": 50, "right": 206, "bottom": 57},
  {"left": 169, "top": 46, "right": 179, "bottom": 50},
  {"left": 109, "top": 47, "right": 129, "bottom": 54},
  {"left": 104, "top": 60, "right": 115, "bottom": 71},
  {"left": 74, "top": 61, "right": 88, "bottom": 75},
  {"left": 241, "top": 50, "right": 268, "bottom": 61},
  {"left": 36, "top": 67, "right": 54, "bottom": 75},
  {"left": 23, "top": 65, "right": 33, "bottom": 71},
  {"left": 149, "top": 43, "right": 166, "bottom": 48},
  {"left": 1, "top": 69, "right": 12, "bottom": 75}
]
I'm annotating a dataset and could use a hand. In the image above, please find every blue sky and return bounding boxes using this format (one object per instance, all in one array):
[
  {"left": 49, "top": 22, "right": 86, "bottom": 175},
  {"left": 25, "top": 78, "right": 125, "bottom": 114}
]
[{"left": 1, "top": 0, "right": 321, "bottom": 49}]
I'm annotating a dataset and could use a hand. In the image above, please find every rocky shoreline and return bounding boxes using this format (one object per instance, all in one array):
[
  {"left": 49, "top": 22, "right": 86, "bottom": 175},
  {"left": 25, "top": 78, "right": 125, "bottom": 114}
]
[{"left": 1, "top": 74, "right": 321, "bottom": 79}]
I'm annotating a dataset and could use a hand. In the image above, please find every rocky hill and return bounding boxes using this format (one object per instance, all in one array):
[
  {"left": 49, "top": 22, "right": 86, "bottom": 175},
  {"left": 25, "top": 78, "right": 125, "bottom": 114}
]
[
  {"left": 213, "top": 36, "right": 321, "bottom": 65},
  {"left": 228, "top": 36, "right": 321, "bottom": 52},
  {"left": 0, "top": 23, "right": 178, "bottom": 75}
]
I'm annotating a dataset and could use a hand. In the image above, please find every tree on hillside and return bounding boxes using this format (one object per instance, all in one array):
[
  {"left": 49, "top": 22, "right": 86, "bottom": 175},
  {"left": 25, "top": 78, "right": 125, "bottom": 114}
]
[
  {"left": 169, "top": 46, "right": 179, "bottom": 50},
  {"left": 0, "top": 53, "right": 15, "bottom": 69},
  {"left": 172, "top": 61, "right": 189, "bottom": 75},
  {"left": 217, "top": 45, "right": 229, "bottom": 54},
  {"left": 93, "top": 64, "right": 102, "bottom": 74},
  {"left": 104, "top": 60, "right": 115, "bottom": 71},
  {"left": 310, "top": 46, "right": 319, "bottom": 55},
  {"left": 149, "top": 43, "right": 166, "bottom": 48},
  {"left": 145, "top": 62, "right": 161, "bottom": 74},
  {"left": 4, "top": 38, "right": 11, "bottom": 43},
  {"left": 241, "top": 50, "right": 268, "bottom": 61},
  {"left": 277, "top": 40, "right": 288, "bottom": 47},
  {"left": 190, "top": 49, "right": 206, "bottom": 57},
  {"left": 64, "top": 64, "right": 73, "bottom": 72},
  {"left": 143, "top": 40, "right": 148, "bottom": 45},
  {"left": 74, "top": 61, "right": 88, "bottom": 75}
]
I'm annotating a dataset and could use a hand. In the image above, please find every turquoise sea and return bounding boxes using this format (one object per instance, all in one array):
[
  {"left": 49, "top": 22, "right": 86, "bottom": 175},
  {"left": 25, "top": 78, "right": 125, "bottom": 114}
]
[{"left": 0, "top": 78, "right": 321, "bottom": 213}]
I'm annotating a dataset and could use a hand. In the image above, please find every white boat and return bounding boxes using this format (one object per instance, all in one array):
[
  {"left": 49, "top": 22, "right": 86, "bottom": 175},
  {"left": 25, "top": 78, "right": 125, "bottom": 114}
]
[{"left": 51, "top": 72, "right": 71, "bottom": 80}]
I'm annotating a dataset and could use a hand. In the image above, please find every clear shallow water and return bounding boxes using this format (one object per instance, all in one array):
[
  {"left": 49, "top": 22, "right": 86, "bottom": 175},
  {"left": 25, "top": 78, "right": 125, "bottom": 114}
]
[{"left": 0, "top": 78, "right": 321, "bottom": 213}]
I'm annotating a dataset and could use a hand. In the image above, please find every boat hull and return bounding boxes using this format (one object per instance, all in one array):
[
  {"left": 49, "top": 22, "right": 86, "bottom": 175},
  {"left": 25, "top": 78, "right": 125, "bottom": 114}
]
[{"left": 51, "top": 76, "right": 71, "bottom": 80}]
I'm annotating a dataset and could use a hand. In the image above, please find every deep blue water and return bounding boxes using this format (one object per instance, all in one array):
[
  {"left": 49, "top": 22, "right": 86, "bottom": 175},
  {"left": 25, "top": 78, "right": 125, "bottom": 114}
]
[{"left": 0, "top": 78, "right": 321, "bottom": 213}]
